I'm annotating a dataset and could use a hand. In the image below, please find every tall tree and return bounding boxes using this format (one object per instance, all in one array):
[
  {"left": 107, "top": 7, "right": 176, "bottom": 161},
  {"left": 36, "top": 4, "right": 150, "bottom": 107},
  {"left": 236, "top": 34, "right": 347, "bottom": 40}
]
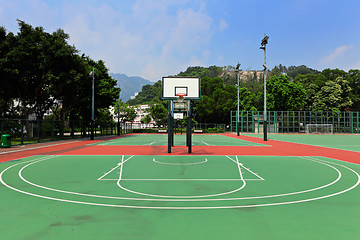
[
  {"left": 265, "top": 75, "right": 306, "bottom": 111},
  {"left": 194, "top": 77, "right": 237, "bottom": 123},
  {"left": 149, "top": 101, "right": 168, "bottom": 127},
  {"left": 347, "top": 69, "right": 360, "bottom": 111},
  {"left": 312, "top": 77, "right": 352, "bottom": 111},
  {"left": 294, "top": 74, "right": 327, "bottom": 110},
  {"left": 3, "top": 20, "right": 52, "bottom": 119},
  {"left": 0, "top": 27, "right": 16, "bottom": 117},
  {"left": 0, "top": 20, "right": 120, "bottom": 122}
]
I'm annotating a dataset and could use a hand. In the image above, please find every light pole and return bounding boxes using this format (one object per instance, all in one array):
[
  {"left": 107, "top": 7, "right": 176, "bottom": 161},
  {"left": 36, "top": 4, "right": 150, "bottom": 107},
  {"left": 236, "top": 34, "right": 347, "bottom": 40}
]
[
  {"left": 117, "top": 88, "right": 121, "bottom": 136},
  {"left": 90, "top": 67, "right": 95, "bottom": 140},
  {"left": 260, "top": 34, "right": 269, "bottom": 141},
  {"left": 235, "top": 63, "right": 241, "bottom": 136}
]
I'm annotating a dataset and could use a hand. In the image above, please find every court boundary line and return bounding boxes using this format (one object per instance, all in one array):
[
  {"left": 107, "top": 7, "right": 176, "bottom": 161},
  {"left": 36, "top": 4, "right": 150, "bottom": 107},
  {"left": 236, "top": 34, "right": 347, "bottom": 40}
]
[{"left": 1, "top": 155, "right": 359, "bottom": 209}]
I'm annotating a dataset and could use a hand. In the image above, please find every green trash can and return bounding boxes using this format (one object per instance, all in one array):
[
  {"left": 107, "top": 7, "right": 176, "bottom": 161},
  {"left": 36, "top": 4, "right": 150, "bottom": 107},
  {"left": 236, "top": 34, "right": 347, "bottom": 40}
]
[{"left": 1, "top": 134, "right": 11, "bottom": 148}]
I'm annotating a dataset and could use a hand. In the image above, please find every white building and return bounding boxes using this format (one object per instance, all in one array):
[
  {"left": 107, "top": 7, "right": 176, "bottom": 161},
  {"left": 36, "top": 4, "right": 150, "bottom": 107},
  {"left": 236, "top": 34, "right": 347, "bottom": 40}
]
[
  {"left": 132, "top": 104, "right": 156, "bottom": 129},
  {"left": 111, "top": 104, "right": 156, "bottom": 129}
]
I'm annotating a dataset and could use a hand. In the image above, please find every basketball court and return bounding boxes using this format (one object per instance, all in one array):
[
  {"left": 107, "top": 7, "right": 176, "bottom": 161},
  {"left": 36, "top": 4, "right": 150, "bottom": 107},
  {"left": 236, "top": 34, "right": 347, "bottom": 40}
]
[{"left": 1, "top": 133, "right": 360, "bottom": 240}]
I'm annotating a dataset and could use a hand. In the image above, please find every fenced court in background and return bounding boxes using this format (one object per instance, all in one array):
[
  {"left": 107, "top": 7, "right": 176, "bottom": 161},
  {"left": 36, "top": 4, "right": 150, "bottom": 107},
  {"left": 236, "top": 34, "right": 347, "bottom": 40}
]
[
  {"left": 231, "top": 110, "right": 360, "bottom": 134},
  {"left": 0, "top": 132, "right": 360, "bottom": 239}
]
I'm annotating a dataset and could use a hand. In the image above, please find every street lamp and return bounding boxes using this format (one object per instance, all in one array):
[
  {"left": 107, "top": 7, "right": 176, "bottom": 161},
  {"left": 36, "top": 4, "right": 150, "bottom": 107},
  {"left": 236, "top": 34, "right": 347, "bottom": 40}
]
[
  {"left": 260, "top": 34, "right": 269, "bottom": 141},
  {"left": 235, "top": 63, "right": 241, "bottom": 136}
]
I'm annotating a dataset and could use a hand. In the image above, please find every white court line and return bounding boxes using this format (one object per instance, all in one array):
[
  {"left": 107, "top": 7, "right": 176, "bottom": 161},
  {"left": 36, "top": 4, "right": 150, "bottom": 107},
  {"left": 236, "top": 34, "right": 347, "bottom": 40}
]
[
  {"left": 225, "top": 155, "right": 238, "bottom": 164},
  {"left": 153, "top": 158, "right": 208, "bottom": 165},
  {"left": 17, "top": 155, "right": 336, "bottom": 201},
  {"left": 102, "top": 178, "right": 262, "bottom": 181},
  {"left": 148, "top": 141, "right": 157, "bottom": 145},
  {"left": 97, "top": 155, "right": 134, "bottom": 180},
  {"left": 116, "top": 156, "right": 247, "bottom": 198},
  {"left": 118, "top": 155, "right": 125, "bottom": 181},
  {"left": 1, "top": 155, "right": 358, "bottom": 208},
  {"left": 98, "top": 155, "right": 124, "bottom": 180},
  {"left": 226, "top": 155, "right": 265, "bottom": 180},
  {"left": 235, "top": 156, "right": 244, "bottom": 181},
  {"left": 201, "top": 141, "right": 211, "bottom": 146},
  {"left": 236, "top": 155, "right": 265, "bottom": 180}
]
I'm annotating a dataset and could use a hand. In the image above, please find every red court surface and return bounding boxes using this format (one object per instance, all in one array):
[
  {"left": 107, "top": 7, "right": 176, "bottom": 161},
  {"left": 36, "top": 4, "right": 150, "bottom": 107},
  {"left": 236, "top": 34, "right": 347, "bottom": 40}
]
[{"left": 1, "top": 133, "right": 359, "bottom": 165}]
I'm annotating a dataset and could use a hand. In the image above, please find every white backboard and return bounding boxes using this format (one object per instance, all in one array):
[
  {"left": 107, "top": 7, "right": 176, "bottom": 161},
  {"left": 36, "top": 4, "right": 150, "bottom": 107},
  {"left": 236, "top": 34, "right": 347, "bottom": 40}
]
[
  {"left": 162, "top": 77, "right": 200, "bottom": 100},
  {"left": 173, "top": 112, "right": 184, "bottom": 119}
]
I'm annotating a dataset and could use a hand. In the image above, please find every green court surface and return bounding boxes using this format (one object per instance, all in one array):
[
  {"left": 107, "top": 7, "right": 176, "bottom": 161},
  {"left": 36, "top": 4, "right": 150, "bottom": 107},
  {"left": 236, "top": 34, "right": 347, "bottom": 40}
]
[
  {"left": 1, "top": 154, "right": 360, "bottom": 239},
  {"left": 93, "top": 134, "right": 267, "bottom": 146},
  {"left": 244, "top": 133, "right": 360, "bottom": 152}
]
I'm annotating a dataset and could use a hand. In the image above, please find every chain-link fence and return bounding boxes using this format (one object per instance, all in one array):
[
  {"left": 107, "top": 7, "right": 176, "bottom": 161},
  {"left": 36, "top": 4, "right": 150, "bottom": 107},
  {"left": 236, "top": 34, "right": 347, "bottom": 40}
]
[{"left": 231, "top": 111, "right": 360, "bottom": 134}]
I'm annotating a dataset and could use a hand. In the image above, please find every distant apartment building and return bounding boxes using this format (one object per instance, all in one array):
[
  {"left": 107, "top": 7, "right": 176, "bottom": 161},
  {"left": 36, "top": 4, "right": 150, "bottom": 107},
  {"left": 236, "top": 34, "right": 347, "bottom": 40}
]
[
  {"left": 132, "top": 104, "right": 156, "bottom": 128},
  {"left": 111, "top": 104, "right": 156, "bottom": 129}
]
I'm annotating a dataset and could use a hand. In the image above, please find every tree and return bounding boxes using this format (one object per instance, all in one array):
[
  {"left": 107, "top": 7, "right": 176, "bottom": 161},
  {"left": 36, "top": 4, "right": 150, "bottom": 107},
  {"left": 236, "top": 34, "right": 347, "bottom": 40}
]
[
  {"left": 0, "top": 20, "right": 120, "bottom": 123},
  {"left": 287, "top": 65, "right": 319, "bottom": 79},
  {"left": 265, "top": 75, "right": 306, "bottom": 111},
  {"left": 177, "top": 65, "right": 223, "bottom": 78},
  {"left": 294, "top": 74, "right": 327, "bottom": 110},
  {"left": 269, "top": 64, "right": 287, "bottom": 77},
  {"left": 0, "top": 27, "right": 16, "bottom": 117},
  {"left": 123, "top": 105, "right": 137, "bottom": 126},
  {"left": 149, "top": 101, "right": 168, "bottom": 127},
  {"left": 194, "top": 77, "right": 237, "bottom": 123},
  {"left": 2, "top": 20, "right": 53, "bottom": 119},
  {"left": 312, "top": 77, "right": 352, "bottom": 111},
  {"left": 141, "top": 114, "right": 152, "bottom": 128},
  {"left": 239, "top": 71, "right": 263, "bottom": 95},
  {"left": 114, "top": 101, "right": 136, "bottom": 124},
  {"left": 346, "top": 69, "right": 360, "bottom": 111},
  {"left": 321, "top": 68, "right": 347, "bottom": 81},
  {"left": 127, "top": 80, "right": 162, "bottom": 105},
  {"left": 238, "top": 87, "right": 257, "bottom": 110}
]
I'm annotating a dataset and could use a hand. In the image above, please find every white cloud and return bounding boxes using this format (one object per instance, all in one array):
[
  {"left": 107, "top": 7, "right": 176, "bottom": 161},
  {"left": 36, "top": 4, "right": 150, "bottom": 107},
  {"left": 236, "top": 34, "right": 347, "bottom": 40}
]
[
  {"left": 320, "top": 45, "right": 353, "bottom": 65},
  {"left": 219, "top": 19, "right": 228, "bottom": 31},
  {"left": 162, "top": 7, "right": 213, "bottom": 58},
  {"left": 2, "top": 0, "right": 217, "bottom": 81}
]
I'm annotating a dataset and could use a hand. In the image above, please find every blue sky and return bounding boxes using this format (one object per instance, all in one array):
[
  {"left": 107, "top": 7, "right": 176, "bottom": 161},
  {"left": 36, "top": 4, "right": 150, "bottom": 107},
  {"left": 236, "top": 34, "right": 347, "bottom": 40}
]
[{"left": 1, "top": 0, "right": 360, "bottom": 81}]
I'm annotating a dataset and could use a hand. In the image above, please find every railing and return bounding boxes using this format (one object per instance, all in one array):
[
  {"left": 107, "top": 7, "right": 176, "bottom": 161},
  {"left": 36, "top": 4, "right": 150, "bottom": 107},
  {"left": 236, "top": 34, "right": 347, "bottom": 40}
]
[{"left": 0, "top": 118, "right": 119, "bottom": 145}]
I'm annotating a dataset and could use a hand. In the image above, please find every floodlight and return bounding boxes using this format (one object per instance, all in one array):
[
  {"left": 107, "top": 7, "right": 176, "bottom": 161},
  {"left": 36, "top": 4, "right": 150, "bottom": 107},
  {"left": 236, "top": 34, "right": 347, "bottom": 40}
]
[
  {"left": 261, "top": 35, "right": 269, "bottom": 46},
  {"left": 236, "top": 63, "right": 241, "bottom": 70}
]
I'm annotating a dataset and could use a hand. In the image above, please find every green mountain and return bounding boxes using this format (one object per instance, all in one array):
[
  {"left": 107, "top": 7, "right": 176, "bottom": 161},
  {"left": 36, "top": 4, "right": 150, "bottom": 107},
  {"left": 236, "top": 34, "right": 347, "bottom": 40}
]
[{"left": 110, "top": 73, "right": 153, "bottom": 102}]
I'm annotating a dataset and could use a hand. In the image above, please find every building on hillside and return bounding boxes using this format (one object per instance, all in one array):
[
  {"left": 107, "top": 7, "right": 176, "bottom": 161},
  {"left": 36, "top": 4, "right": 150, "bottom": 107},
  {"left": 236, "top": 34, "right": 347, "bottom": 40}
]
[{"left": 222, "top": 70, "right": 263, "bottom": 81}]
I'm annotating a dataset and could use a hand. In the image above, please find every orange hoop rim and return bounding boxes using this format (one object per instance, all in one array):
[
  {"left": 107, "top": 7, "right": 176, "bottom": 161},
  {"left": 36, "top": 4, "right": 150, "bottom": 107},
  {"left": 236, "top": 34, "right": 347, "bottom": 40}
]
[{"left": 176, "top": 93, "right": 187, "bottom": 99}]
